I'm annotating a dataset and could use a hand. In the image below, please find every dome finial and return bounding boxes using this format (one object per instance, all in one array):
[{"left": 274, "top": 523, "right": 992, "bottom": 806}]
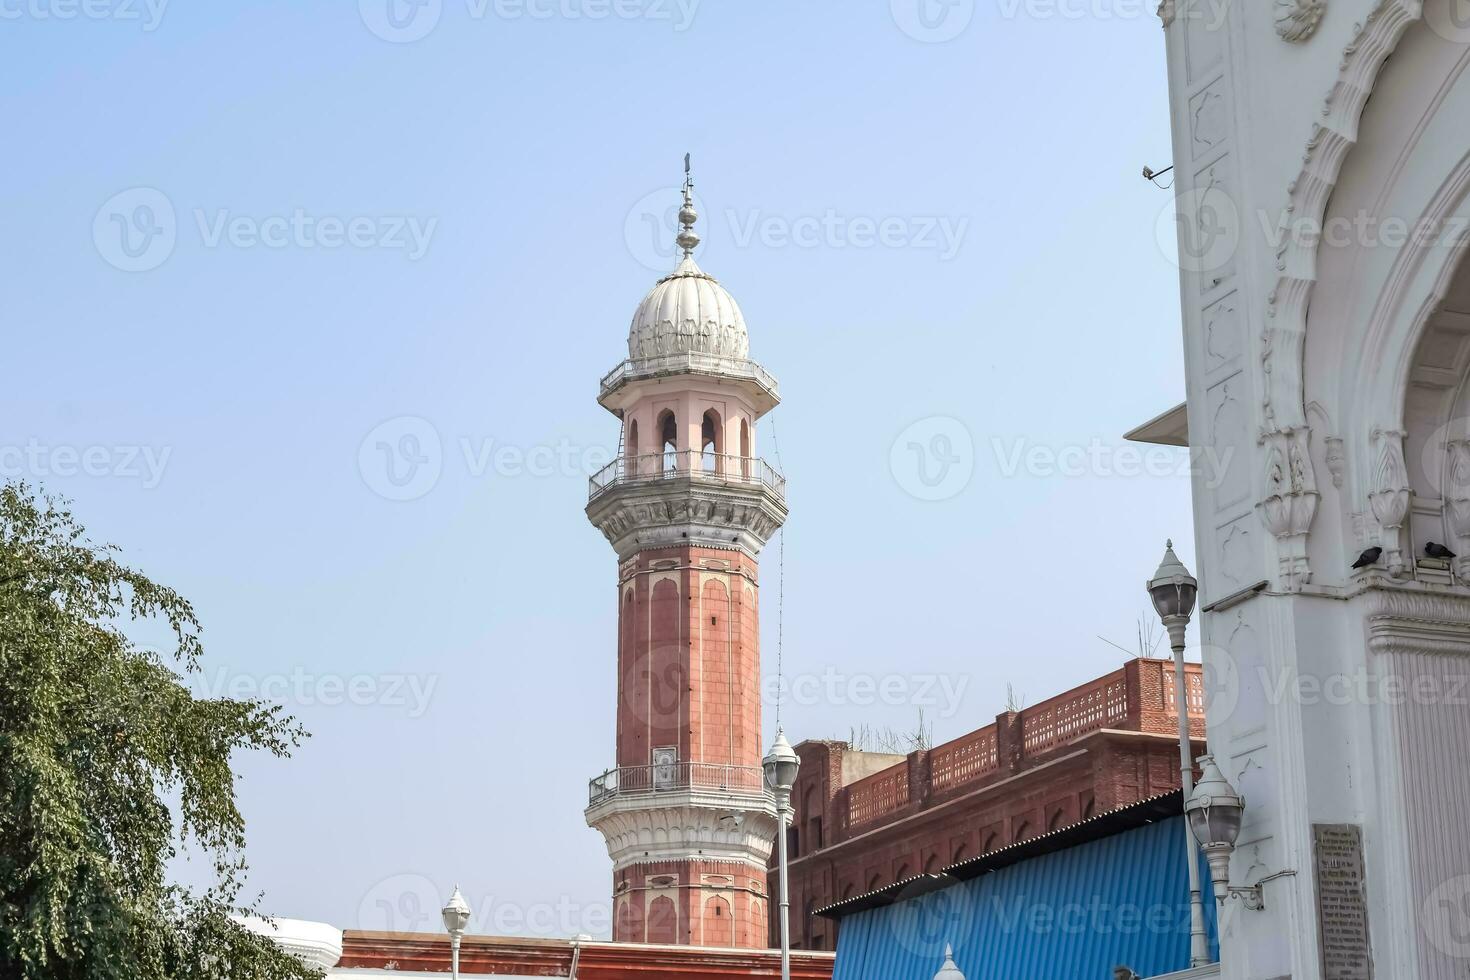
[{"left": 676, "top": 152, "right": 700, "bottom": 258}]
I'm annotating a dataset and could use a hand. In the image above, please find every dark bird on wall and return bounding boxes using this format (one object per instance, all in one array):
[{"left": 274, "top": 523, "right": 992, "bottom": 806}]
[
  {"left": 1352, "top": 547, "right": 1383, "bottom": 569},
  {"left": 1426, "top": 542, "right": 1458, "bottom": 559}
]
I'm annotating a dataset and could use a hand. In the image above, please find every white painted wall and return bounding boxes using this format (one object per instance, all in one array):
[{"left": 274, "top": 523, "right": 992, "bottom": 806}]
[{"left": 1161, "top": 2, "right": 1470, "bottom": 977}]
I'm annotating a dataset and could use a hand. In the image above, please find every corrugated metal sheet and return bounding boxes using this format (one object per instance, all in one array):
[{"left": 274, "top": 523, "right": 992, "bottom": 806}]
[{"left": 830, "top": 816, "right": 1218, "bottom": 980}]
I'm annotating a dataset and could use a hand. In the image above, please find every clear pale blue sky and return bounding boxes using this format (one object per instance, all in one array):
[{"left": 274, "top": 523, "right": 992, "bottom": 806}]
[{"left": 1, "top": 0, "right": 1195, "bottom": 939}]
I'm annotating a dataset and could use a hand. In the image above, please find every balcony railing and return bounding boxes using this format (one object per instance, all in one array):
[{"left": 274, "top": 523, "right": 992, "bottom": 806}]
[
  {"left": 588, "top": 762, "right": 768, "bottom": 806},
  {"left": 587, "top": 451, "right": 787, "bottom": 503},
  {"left": 599, "top": 354, "right": 779, "bottom": 400}
]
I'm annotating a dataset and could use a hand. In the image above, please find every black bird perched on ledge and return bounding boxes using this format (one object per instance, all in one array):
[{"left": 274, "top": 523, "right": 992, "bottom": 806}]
[
  {"left": 1352, "top": 547, "right": 1383, "bottom": 569},
  {"left": 1426, "top": 542, "right": 1457, "bottom": 559}
]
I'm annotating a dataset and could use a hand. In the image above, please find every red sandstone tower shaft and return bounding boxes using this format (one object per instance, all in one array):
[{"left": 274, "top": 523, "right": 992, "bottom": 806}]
[{"left": 584, "top": 172, "right": 787, "bottom": 948}]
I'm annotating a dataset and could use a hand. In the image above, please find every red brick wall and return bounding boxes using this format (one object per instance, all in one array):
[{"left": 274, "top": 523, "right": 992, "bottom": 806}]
[{"left": 769, "top": 659, "right": 1207, "bottom": 951}]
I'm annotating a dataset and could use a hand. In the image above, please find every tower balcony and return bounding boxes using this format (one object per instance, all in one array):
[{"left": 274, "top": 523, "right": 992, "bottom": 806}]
[
  {"left": 588, "top": 451, "right": 787, "bottom": 503},
  {"left": 597, "top": 354, "right": 780, "bottom": 417},
  {"left": 587, "top": 762, "right": 770, "bottom": 807},
  {"left": 585, "top": 451, "right": 789, "bottom": 560},
  {"left": 584, "top": 762, "right": 780, "bottom": 872}
]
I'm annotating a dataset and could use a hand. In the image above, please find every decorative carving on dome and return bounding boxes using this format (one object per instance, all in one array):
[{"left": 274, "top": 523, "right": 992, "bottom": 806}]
[
  {"left": 626, "top": 254, "right": 752, "bottom": 363},
  {"left": 1274, "top": 0, "right": 1326, "bottom": 42},
  {"left": 630, "top": 315, "right": 749, "bottom": 361}
]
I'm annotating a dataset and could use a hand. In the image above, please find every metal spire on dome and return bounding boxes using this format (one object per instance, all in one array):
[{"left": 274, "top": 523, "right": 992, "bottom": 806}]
[{"left": 675, "top": 152, "right": 700, "bottom": 258}]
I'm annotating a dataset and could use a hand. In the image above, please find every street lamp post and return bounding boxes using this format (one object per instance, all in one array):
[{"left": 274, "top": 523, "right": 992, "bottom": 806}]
[
  {"left": 441, "top": 885, "right": 471, "bottom": 980},
  {"left": 763, "top": 730, "right": 800, "bottom": 980},
  {"left": 1186, "top": 755, "right": 1264, "bottom": 910},
  {"left": 1147, "top": 540, "right": 1210, "bottom": 968}
]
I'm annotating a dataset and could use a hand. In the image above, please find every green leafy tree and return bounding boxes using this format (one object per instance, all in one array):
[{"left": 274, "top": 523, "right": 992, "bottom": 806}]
[{"left": 0, "top": 483, "right": 320, "bottom": 979}]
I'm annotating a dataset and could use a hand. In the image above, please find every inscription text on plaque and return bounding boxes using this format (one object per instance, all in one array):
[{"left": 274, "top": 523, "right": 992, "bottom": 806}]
[{"left": 1314, "top": 823, "right": 1372, "bottom": 979}]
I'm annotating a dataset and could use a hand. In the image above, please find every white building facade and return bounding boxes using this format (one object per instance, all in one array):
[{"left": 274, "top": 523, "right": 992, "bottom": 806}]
[{"left": 1155, "top": 1, "right": 1470, "bottom": 977}]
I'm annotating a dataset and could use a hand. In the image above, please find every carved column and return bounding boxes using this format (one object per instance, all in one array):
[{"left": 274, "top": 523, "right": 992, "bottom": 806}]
[{"left": 1368, "top": 427, "right": 1412, "bottom": 578}]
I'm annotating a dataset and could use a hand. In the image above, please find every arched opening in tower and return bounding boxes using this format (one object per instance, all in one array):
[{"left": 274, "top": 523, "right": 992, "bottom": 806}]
[
  {"left": 701, "top": 409, "right": 722, "bottom": 473},
  {"left": 658, "top": 410, "right": 678, "bottom": 473}
]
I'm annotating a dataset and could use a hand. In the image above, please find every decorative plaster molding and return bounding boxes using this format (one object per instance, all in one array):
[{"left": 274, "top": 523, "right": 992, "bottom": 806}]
[
  {"left": 585, "top": 792, "right": 780, "bottom": 872},
  {"left": 1363, "top": 585, "right": 1470, "bottom": 657},
  {"left": 1325, "top": 435, "right": 1346, "bottom": 488},
  {"left": 1256, "top": 426, "right": 1320, "bottom": 590},
  {"left": 586, "top": 479, "right": 787, "bottom": 561},
  {"left": 1275, "top": 0, "right": 1328, "bottom": 42},
  {"left": 1262, "top": 0, "right": 1424, "bottom": 431}
]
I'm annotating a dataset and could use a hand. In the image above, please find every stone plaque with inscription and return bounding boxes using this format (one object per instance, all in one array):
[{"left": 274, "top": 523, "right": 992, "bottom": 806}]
[{"left": 1314, "top": 823, "right": 1372, "bottom": 979}]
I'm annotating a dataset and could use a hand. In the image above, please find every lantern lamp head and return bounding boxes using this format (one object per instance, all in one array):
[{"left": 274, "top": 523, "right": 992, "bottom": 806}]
[
  {"left": 1147, "top": 539, "right": 1198, "bottom": 621},
  {"left": 762, "top": 729, "right": 800, "bottom": 810},
  {"left": 1184, "top": 756, "right": 1247, "bottom": 902},
  {"left": 441, "top": 885, "right": 472, "bottom": 937}
]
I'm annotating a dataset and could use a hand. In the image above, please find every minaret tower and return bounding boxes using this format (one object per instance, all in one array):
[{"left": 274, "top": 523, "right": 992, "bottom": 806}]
[{"left": 585, "top": 162, "right": 787, "bottom": 949}]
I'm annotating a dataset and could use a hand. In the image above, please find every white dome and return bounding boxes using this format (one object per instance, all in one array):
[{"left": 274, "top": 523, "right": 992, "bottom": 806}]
[
  {"left": 627, "top": 255, "right": 750, "bottom": 362},
  {"left": 233, "top": 915, "right": 342, "bottom": 970}
]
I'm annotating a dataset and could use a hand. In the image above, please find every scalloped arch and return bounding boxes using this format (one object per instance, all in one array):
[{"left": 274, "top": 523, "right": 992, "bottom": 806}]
[{"left": 1264, "top": 0, "right": 1425, "bottom": 430}]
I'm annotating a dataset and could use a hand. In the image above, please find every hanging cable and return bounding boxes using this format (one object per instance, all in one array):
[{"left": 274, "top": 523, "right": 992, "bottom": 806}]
[{"left": 768, "top": 412, "right": 786, "bottom": 729}]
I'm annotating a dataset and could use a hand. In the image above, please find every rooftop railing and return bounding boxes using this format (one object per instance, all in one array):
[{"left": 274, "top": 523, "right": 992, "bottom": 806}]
[
  {"left": 587, "top": 762, "right": 768, "bottom": 806},
  {"left": 843, "top": 661, "right": 1206, "bottom": 830},
  {"left": 587, "top": 451, "right": 787, "bottom": 503}
]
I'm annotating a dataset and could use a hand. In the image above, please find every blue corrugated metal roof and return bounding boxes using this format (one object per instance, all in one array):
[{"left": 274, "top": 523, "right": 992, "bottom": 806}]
[{"left": 830, "top": 816, "right": 1218, "bottom": 980}]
